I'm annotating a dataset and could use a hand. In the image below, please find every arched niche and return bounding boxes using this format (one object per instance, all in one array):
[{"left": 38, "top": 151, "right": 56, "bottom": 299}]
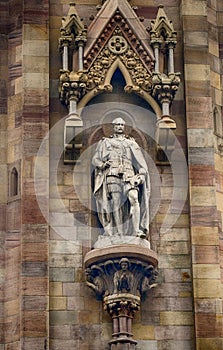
[
  {"left": 10, "top": 167, "right": 19, "bottom": 197},
  {"left": 80, "top": 68, "right": 158, "bottom": 147},
  {"left": 76, "top": 68, "right": 160, "bottom": 241},
  {"left": 213, "top": 106, "right": 222, "bottom": 136}
]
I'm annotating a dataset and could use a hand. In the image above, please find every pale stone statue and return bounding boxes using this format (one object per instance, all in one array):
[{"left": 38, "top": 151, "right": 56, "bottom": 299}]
[
  {"left": 113, "top": 258, "right": 133, "bottom": 294},
  {"left": 92, "top": 117, "right": 150, "bottom": 238}
]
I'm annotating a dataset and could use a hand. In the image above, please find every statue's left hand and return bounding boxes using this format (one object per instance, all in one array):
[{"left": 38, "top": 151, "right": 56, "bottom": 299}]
[
  {"left": 137, "top": 174, "right": 145, "bottom": 185},
  {"left": 130, "top": 174, "right": 145, "bottom": 187}
]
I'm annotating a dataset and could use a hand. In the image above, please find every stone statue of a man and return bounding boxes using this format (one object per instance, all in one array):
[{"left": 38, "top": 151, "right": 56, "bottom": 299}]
[{"left": 92, "top": 117, "right": 150, "bottom": 238}]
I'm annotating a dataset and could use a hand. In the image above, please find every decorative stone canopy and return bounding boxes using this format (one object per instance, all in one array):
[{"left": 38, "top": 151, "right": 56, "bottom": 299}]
[{"left": 59, "top": 1, "right": 181, "bottom": 163}]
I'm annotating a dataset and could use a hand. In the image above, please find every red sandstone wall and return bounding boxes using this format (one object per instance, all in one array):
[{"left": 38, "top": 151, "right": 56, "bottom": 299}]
[
  {"left": 0, "top": 0, "right": 222, "bottom": 349},
  {"left": 0, "top": 0, "right": 9, "bottom": 347},
  {"left": 0, "top": 0, "right": 50, "bottom": 349}
]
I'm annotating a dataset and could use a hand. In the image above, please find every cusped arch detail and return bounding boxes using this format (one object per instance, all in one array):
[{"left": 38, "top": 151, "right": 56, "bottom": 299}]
[
  {"left": 78, "top": 59, "right": 161, "bottom": 118},
  {"left": 104, "top": 58, "right": 132, "bottom": 87}
]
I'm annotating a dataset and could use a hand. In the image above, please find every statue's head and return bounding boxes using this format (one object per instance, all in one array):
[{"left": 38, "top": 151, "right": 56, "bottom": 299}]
[
  {"left": 112, "top": 117, "right": 125, "bottom": 134},
  {"left": 112, "top": 117, "right": 125, "bottom": 126},
  {"left": 119, "top": 257, "right": 130, "bottom": 270}
]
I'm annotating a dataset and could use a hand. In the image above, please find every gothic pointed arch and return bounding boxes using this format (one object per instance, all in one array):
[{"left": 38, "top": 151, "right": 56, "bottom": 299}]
[
  {"left": 59, "top": 0, "right": 160, "bottom": 111},
  {"left": 59, "top": 1, "right": 180, "bottom": 163}
]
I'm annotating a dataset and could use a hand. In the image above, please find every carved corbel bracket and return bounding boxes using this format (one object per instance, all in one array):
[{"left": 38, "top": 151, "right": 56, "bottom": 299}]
[
  {"left": 84, "top": 245, "right": 158, "bottom": 349},
  {"left": 59, "top": 70, "right": 88, "bottom": 107},
  {"left": 152, "top": 72, "right": 180, "bottom": 107}
]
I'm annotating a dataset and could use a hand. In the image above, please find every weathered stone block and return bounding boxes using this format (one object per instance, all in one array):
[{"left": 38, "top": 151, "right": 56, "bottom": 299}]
[
  {"left": 67, "top": 296, "right": 85, "bottom": 311},
  {"left": 50, "top": 241, "right": 82, "bottom": 254},
  {"left": 22, "top": 277, "right": 48, "bottom": 296},
  {"left": 210, "top": 71, "right": 221, "bottom": 89},
  {"left": 191, "top": 206, "right": 218, "bottom": 226},
  {"left": 188, "top": 129, "right": 213, "bottom": 148},
  {"left": 50, "top": 282, "right": 63, "bottom": 296},
  {"left": 50, "top": 339, "right": 79, "bottom": 350},
  {"left": 22, "top": 261, "right": 47, "bottom": 277},
  {"left": 50, "top": 254, "right": 82, "bottom": 268},
  {"left": 196, "top": 313, "right": 223, "bottom": 337},
  {"left": 136, "top": 340, "right": 157, "bottom": 350},
  {"left": 155, "top": 325, "right": 193, "bottom": 340},
  {"left": 190, "top": 165, "right": 214, "bottom": 186},
  {"left": 49, "top": 267, "right": 75, "bottom": 282},
  {"left": 193, "top": 264, "right": 220, "bottom": 279},
  {"left": 22, "top": 296, "right": 47, "bottom": 310},
  {"left": 185, "top": 64, "right": 210, "bottom": 81},
  {"left": 194, "top": 298, "right": 222, "bottom": 314},
  {"left": 181, "top": 0, "right": 207, "bottom": 16},
  {"left": 78, "top": 310, "right": 100, "bottom": 324},
  {"left": 209, "top": 39, "right": 219, "bottom": 57},
  {"left": 184, "top": 32, "right": 208, "bottom": 47},
  {"left": 160, "top": 311, "right": 193, "bottom": 326},
  {"left": 192, "top": 245, "right": 219, "bottom": 264},
  {"left": 49, "top": 311, "right": 78, "bottom": 325},
  {"left": 62, "top": 282, "right": 83, "bottom": 297},
  {"left": 24, "top": 24, "right": 48, "bottom": 40},
  {"left": 158, "top": 241, "right": 190, "bottom": 255},
  {"left": 157, "top": 340, "right": 193, "bottom": 350},
  {"left": 193, "top": 279, "right": 221, "bottom": 298},
  {"left": 158, "top": 254, "right": 191, "bottom": 269},
  {"left": 131, "top": 324, "right": 154, "bottom": 340},
  {"left": 5, "top": 299, "right": 20, "bottom": 317},
  {"left": 22, "top": 224, "right": 48, "bottom": 243},
  {"left": 22, "top": 337, "right": 47, "bottom": 350},
  {"left": 22, "top": 243, "right": 48, "bottom": 262},
  {"left": 24, "top": 72, "right": 49, "bottom": 89},
  {"left": 50, "top": 297, "right": 67, "bottom": 310},
  {"left": 183, "top": 15, "right": 208, "bottom": 31},
  {"left": 196, "top": 338, "right": 223, "bottom": 350},
  {"left": 22, "top": 310, "right": 47, "bottom": 337},
  {"left": 160, "top": 228, "right": 189, "bottom": 242}
]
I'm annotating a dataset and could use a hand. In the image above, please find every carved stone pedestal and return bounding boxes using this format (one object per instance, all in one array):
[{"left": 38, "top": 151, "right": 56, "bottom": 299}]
[
  {"left": 84, "top": 243, "right": 158, "bottom": 349},
  {"left": 105, "top": 294, "right": 140, "bottom": 350}
]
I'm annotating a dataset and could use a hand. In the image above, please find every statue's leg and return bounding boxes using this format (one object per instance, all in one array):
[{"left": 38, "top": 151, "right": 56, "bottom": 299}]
[
  {"left": 128, "top": 189, "right": 140, "bottom": 235},
  {"left": 111, "top": 191, "right": 123, "bottom": 236}
]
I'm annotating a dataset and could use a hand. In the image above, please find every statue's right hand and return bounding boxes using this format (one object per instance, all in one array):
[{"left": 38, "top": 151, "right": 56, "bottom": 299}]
[{"left": 102, "top": 160, "right": 112, "bottom": 169}]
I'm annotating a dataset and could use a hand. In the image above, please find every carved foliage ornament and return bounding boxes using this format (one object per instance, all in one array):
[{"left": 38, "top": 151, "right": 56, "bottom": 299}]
[
  {"left": 84, "top": 12, "right": 153, "bottom": 71},
  {"left": 85, "top": 28, "right": 153, "bottom": 95},
  {"left": 85, "top": 257, "right": 158, "bottom": 300}
]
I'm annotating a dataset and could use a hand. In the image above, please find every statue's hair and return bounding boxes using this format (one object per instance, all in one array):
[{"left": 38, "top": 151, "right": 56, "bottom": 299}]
[
  {"left": 119, "top": 257, "right": 130, "bottom": 267},
  {"left": 112, "top": 117, "right": 126, "bottom": 125}
]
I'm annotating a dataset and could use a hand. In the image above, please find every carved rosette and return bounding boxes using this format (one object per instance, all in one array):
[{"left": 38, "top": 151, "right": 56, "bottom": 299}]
[{"left": 84, "top": 245, "right": 158, "bottom": 349}]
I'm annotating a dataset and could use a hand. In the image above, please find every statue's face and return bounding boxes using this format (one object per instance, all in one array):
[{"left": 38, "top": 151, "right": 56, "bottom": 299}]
[
  {"left": 113, "top": 122, "right": 125, "bottom": 134},
  {"left": 121, "top": 262, "right": 128, "bottom": 271}
]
